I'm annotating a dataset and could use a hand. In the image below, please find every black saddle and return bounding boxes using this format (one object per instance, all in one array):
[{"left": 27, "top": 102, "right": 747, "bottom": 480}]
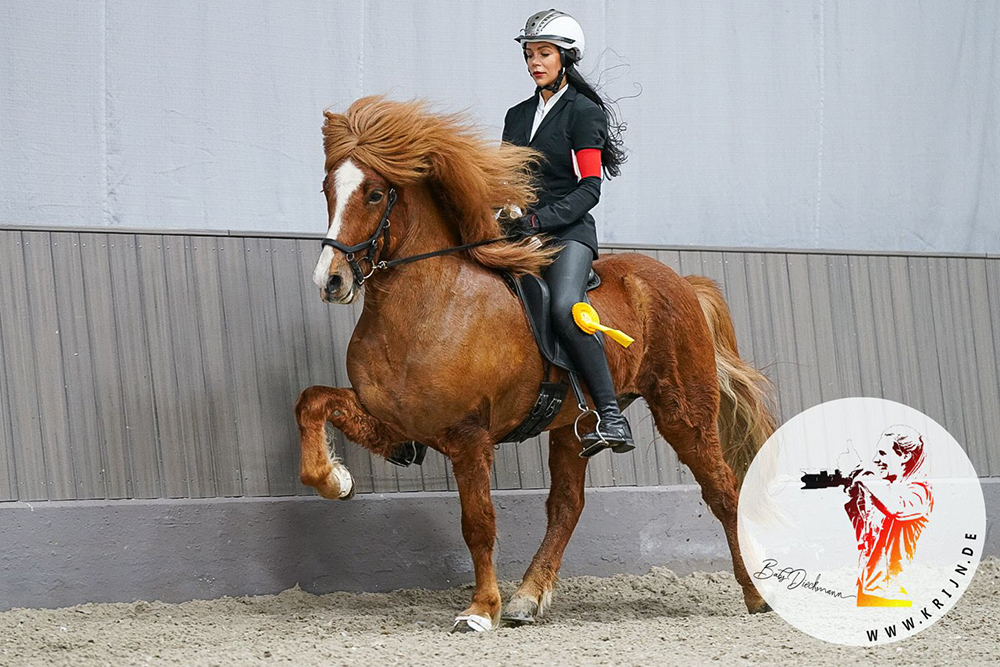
[{"left": 500, "top": 268, "right": 603, "bottom": 374}]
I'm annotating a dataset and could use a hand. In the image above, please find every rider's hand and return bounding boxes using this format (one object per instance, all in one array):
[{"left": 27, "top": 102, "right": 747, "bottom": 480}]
[{"left": 504, "top": 212, "right": 538, "bottom": 241}]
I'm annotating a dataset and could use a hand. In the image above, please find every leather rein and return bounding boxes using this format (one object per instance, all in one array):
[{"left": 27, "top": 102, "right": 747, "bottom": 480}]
[{"left": 319, "top": 187, "right": 509, "bottom": 287}]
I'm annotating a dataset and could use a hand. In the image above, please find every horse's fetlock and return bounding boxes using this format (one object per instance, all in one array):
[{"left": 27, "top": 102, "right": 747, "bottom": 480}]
[{"left": 300, "top": 465, "right": 333, "bottom": 488}]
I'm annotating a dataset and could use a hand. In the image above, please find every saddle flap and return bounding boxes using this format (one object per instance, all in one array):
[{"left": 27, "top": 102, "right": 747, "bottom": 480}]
[{"left": 503, "top": 269, "right": 603, "bottom": 374}]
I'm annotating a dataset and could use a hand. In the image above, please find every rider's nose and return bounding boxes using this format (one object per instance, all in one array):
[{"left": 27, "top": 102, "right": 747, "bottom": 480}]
[{"left": 326, "top": 273, "right": 342, "bottom": 294}]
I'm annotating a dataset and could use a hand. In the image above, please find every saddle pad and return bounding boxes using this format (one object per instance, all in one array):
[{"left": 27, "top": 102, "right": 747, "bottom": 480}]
[{"left": 502, "top": 269, "right": 604, "bottom": 374}]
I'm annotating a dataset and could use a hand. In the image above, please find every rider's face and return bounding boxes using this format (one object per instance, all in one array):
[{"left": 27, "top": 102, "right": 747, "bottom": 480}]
[{"left": 524, "top": 42, "right": 563, "bottom": 89}]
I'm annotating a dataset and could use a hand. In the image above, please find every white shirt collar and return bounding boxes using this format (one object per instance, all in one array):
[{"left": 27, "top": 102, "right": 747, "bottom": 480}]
[
  {"left": 529, "top": 84, "right": 568, "bottom": 142},
  {"left": 536, "top": 83, "right": 568, "bottom": 111}
]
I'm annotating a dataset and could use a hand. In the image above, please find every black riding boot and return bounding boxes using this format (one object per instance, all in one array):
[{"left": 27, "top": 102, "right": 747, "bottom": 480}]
[
  {"left": 561, "top": 328, "right": 635, "bottom": 457},
  {"left": 545, "top": 240, "right": 634, "bottom": 458}
]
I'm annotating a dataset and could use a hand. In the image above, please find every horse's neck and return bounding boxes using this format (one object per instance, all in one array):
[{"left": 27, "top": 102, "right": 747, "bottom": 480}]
[{"left": 360, "top": 188, "right": 466, "bottom": 317}]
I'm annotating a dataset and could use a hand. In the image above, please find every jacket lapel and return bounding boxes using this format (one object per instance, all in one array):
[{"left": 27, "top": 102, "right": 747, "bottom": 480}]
[
  {"left": 529, "top": 85, "right": 575, "bottom": 146},
  {"left": 521, "top": 94, "right": 537, "bottom": 144}
]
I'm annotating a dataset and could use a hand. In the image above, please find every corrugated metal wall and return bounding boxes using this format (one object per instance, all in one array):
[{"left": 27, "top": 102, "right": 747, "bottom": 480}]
[{"left": 1, "top": 229, "right": 998, "bottom": 502}]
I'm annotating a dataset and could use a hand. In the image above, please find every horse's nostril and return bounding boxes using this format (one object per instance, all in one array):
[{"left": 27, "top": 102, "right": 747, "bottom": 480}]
[{"left": 326, "top": 274, "right": 342, "bottom": 293}]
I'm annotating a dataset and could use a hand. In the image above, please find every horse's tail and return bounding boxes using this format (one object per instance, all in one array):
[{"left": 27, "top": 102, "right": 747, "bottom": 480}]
[{"left": 685, "top": 275, "right": 777, "bottom": 487}]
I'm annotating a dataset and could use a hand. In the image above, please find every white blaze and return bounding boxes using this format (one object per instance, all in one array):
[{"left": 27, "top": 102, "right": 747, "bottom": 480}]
[{"left": 312, "top": 159, "right": 366, "bottom": 289}]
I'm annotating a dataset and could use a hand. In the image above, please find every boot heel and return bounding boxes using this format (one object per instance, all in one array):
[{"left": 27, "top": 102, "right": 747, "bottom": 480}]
[{"left": 611, "top": 442, "right": 635, "bottom": 454}]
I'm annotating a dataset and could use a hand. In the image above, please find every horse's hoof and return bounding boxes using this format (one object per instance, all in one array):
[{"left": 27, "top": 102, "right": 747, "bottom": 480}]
[
  {"left": 501, "top": 597, "right": 538, "bottom": 626},
  {"left": 332, "top": 465, "right": 355, "bottom": 500},
  {"left": 451, "top": 614, "right": 493, "bottom": 633},
  {"left": 749, "top": 600, "right": 772, "bottom": 614}
]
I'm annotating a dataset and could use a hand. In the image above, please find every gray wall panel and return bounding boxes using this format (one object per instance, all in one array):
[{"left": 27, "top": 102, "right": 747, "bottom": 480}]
[
  {"left": 243, "top": 239, "right": 300, "bottom": 497},
  {"left": 22, "top": 232, "right": 75, "bottom": 499},
  {"left": 906, "top": 257, "right": 948, "bottom": 430},
  {"left": 136, "top": 234, "right": 192, "bottom": 498},
  {"left": 107, "top": 236, "right": 162, "bottom": 498},
  {"left": 81, "top": 234, "right": 133, "bottom": 499},
  {"left": 190, "top": 238, "right": 243, "bottom": 497},
  {"left": 217, "top": 237, "right": 270, "bottom": 497},
  {"left": 2, "top": 232, "right": 1000, "bottom": 504},
  {"left": 786, "top": 254, "right": 823, "bottom": 410},
  {"left": 945, "top": 257, "right": 990, "bottom": 474},
  {"left": 885, "top": 256, "right": 924, "bottom": 410},
  {"left": 164, "top": 238, "right": 218, "bottom": 498},
  {"left": 1, "top": 232, "right": 48, "bottom": 500},
  {"left": 968, "top": 259, "right": 1000, "bottom": 478},
  {"left": 825, "top": 255, "right": 864, "bottom": 400},
  {"left": 847, "top": 256, "right": 883, "bottom": 398},
  {"left": 0, "top": 234, "right": 19, "bottom": 500},
  {"left": 51, "top": 232, "right": 106, "bottom": 499},
  {"left": 926, "top": 257, "right": 971, "bottom": 460}
]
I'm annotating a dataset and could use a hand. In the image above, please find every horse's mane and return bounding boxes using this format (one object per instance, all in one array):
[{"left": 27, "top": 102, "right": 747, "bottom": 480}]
[{"left": 322, "top": 95, "right": 560, "bottom": 275}]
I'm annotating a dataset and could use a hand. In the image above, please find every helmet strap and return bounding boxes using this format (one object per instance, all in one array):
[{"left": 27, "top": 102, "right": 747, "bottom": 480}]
[{"left": 536, "top": 66, "right": 566, "bottom": 94}]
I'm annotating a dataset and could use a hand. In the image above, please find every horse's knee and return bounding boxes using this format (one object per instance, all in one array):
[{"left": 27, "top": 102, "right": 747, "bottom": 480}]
[{"left": 295, "top": 385, "right": 335, "bottom": 424}]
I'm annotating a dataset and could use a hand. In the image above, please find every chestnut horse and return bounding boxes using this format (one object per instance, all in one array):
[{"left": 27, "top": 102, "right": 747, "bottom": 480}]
[{"left": 296, "top": 96, "right": 777, "bottom": 632}]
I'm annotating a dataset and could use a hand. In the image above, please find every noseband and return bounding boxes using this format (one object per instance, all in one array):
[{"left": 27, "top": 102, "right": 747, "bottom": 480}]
[
  {"left": 320, "top": 188, "right": 399, "bottom": 286},
  {"left": 319, "top": 186, "right": 512, "bottom": 287}
]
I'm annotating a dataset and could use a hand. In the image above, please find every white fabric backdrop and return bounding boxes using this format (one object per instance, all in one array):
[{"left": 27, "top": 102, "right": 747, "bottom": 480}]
[{"left": 1, "top": 1, "right": 997, "bottom": 254}]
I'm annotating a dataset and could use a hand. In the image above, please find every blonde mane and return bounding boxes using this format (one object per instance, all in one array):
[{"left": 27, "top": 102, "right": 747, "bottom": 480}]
[{"left": 322, "top": 95, "right": 560, "bottom": 275}]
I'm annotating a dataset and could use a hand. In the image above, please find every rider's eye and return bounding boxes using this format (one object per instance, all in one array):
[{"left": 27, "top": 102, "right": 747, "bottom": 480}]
[{"left": 368, "top": 190, "right": 384, "bottom": 204}]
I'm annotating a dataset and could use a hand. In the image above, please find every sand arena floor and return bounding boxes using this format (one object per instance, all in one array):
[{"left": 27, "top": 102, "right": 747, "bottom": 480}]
[{"left": 1, "top": 558, "right": 997, "bottom": 666}]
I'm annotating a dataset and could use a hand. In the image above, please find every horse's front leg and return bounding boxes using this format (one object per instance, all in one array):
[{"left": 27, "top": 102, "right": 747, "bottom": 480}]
[
  {"left": 446, "top": 427, "right": 501, "bottom": 633},
  {"left": 294, "top": 385, "right": 401, "bottom": 499},
  {"left": 502, "top": 425, "right": 588, "bottom": 625}
]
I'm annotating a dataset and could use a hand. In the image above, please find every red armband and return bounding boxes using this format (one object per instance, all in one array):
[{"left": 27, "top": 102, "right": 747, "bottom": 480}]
[{"left": 573, "top": 148, "right": 602, "bottom": 179}]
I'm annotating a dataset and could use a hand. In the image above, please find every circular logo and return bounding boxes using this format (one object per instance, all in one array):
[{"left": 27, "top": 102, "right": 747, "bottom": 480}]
[{"left": 737, "top": 397, "right": 986, "bottom": 646}]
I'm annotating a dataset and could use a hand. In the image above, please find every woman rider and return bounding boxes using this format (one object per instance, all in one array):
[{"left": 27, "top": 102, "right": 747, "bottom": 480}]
[{"left": 502, "top": 9, "right": 633, "bottom": 457}]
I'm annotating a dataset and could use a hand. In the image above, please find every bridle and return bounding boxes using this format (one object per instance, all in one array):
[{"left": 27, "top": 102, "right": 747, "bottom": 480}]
[{"left": 319, "top": 186, "right": 511, "bottom": 287}]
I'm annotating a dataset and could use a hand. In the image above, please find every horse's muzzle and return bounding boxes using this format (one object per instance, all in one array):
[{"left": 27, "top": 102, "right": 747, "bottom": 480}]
[{"left": 321, "top": 272, "right": 357, "bottom": 304}]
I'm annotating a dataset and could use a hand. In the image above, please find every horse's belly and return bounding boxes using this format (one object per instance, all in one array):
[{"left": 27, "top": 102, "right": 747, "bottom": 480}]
[{"left": 346, "top": 331, "right": 535, "bottom": 441}]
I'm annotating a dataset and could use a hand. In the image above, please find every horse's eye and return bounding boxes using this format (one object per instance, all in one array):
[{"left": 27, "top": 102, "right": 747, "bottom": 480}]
[{"left": 368, "top": 190, "right": 384, "bottom": 204}]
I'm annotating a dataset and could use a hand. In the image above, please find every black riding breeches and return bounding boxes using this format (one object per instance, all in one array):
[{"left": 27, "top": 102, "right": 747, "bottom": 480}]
[{"left": 542, "top": 239, "right": 619, "bottom": 409}]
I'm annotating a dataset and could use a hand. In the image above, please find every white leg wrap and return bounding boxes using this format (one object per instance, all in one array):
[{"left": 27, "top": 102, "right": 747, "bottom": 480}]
[{"left": 453, "top": 614, "right": 493, "bottom": 632}]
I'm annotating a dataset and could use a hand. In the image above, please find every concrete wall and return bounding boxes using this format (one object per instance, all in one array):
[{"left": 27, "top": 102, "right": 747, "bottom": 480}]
[
  {"left": 2, "top": 1, "right": 997, "bottom": 253},
  {"left": 2, "top": 481, "right": 998, "bottom": 611}
]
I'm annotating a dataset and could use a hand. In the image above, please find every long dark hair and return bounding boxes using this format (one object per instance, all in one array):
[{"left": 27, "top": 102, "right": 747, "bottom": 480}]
[{"left": 564, "top": 59, "right": 628, "bottom": 179}]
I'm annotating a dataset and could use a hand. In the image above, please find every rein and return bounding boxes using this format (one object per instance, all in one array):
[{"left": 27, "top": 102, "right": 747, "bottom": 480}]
[{"left": 320, "top": 186, "right": 509, "bottom": 286}]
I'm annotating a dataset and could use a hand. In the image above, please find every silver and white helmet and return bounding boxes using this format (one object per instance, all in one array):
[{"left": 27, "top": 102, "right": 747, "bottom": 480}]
[{"left": 514, "top": 9, "right": 586, "bottom": 63}]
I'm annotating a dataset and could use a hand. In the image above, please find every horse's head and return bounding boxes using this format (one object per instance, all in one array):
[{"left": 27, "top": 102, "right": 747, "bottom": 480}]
[
  {"left": 313, "top": 97, "right": 558, "bottom": 301},
  {"left": 312, "top": 157, "right": 393, "bottom": 304}
]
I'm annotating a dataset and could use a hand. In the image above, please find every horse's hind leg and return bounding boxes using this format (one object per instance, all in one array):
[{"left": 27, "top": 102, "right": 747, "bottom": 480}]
[
  {"left": 294, "top": 385, "right": 401, "bottom": 499},
  {"left": 647, "top": 396, "right": 770, "bottom": 614},
  {"left": 502, "top": 425, "right": 587, "bottom": 625}
]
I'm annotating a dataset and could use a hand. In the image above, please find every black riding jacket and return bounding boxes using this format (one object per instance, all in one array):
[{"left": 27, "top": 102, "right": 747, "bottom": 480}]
[{"left": 502, "top": 83, "right": 608, "bottom": 260}]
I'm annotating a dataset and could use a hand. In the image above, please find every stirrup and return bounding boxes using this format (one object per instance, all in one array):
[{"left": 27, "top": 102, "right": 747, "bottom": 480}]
[
  {"left": 579, "top": 428, "right": 635, "bottom": 458},
  {"left": 579, "top": 409, "right": 636, "bottom": 457}
]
